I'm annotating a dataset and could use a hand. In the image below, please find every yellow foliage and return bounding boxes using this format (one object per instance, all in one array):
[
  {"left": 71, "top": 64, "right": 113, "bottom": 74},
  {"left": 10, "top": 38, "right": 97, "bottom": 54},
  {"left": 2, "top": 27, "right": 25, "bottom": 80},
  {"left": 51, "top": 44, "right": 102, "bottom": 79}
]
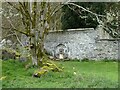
[
  {"left": 33, "top": 69, "right": 48, "bottom": 77},
  {"left": 33, "top": 60, "right": 63, "bottom": 77},
  {"left": 33, "top": 62, "right": 63, "bottom": 77},
  {"left": 2, "top": 47, "right": 21, "bottom": 56},
  {"left": 41, "top": 66, "right": 52, "bottom": 70},
  {"left": 0, "top": 76, "right": 6, "bottom": 80},
  {"left": 46, "top": 62, "right": 63, "bottom": 72}
]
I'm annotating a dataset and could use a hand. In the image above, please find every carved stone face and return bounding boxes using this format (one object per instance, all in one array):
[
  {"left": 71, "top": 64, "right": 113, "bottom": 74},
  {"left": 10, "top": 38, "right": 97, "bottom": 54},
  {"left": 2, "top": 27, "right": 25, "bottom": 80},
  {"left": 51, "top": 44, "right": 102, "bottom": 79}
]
[
  {"left": 59, "top": 48, "right": 64, "bottom": 54},
  {"left": 54, "top": 44, "right": 69, "bottom": 59}
]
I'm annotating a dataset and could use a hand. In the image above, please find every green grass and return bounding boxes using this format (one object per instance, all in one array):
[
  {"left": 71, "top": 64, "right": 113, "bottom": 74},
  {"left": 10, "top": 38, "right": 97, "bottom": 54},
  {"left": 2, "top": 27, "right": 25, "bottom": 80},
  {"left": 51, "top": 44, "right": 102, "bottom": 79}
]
[
  {"left": 0, "top": 60, "right": 2, "bottom": 89},
  {"left": 1, "top": 59, "right": 118, "bottom": 88}
]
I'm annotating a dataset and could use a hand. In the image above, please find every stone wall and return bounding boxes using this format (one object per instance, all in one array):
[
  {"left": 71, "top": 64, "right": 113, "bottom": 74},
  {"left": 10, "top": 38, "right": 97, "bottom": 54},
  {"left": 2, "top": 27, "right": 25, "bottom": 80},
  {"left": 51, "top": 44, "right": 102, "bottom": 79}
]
[
  {"left": 95, "top": 40, "right": 119, "bottom": 60},
  {"left": 44, "top": 27, "right": 119, "bottom": 60}
]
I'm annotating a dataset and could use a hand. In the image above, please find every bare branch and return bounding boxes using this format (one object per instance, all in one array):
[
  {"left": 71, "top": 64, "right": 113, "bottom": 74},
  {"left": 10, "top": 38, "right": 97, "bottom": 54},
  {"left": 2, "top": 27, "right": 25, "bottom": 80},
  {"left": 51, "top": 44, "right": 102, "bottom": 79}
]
[
  {"left": 4, "top": 16, "right": 34, "bottom": 37},
  {"left": 32, "top": 2, "right": 37, "bottom": 29},
  {"left": 50, "top": 3, "right": 64, "bottom": 17},
  {"left": 18, "top": 2, "right": 32, "bottom": 23},
  {"left": 2, "top": 33, "right": 15, "bottom": 39},
  {"left": 66, "top": 2, "right": 105, "bottom": 25},
  {"left": 14, "top": 31, "right": 24, "bottom": 47},
  {"left": 7, "top": 2, "right": 20, "bottom": 11},
  {"left": 66, "top": 2, "right": 106, "bottom": 17}
]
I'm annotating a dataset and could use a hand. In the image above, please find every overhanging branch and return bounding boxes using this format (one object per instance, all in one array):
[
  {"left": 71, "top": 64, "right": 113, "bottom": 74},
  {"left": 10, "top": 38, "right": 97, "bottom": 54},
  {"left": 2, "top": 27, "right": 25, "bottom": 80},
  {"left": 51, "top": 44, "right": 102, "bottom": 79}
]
[{"left": 65, "top": 2, "right": 106, "bottom": 25}]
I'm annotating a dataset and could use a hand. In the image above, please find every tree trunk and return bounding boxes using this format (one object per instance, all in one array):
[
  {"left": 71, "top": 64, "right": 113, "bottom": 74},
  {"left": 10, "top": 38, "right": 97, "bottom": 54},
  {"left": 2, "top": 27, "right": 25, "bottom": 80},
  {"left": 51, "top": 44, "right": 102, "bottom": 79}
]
[{"left": 30, "top": 31, "right": 47, "bottom": 66}]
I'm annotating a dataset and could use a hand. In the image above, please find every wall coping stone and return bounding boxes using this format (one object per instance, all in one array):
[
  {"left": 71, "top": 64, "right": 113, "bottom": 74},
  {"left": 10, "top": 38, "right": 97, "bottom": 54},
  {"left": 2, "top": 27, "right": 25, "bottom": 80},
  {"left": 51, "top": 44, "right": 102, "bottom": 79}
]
[
  {"left": 48, "top": 28, "right": 95, "bottom": 33},
  {"left": 98, "top": 38, "right": 120, "bottom": 41}
]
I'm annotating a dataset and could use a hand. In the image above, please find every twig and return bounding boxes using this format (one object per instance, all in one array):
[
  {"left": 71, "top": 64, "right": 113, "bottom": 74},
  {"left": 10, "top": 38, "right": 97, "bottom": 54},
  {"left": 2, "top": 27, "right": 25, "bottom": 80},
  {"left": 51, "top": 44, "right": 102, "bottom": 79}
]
[
  {"left": 2, "top": 33, "right": 16, "bottom": 39},
  {"left": 14, "top": 31, "right": 24, "bottom": 47},
  {"left": 3, "top": 16, "right": 34, "bottom": 37},
  {"left": 50, "top": 3, "right": 64, "bottom": 17}
]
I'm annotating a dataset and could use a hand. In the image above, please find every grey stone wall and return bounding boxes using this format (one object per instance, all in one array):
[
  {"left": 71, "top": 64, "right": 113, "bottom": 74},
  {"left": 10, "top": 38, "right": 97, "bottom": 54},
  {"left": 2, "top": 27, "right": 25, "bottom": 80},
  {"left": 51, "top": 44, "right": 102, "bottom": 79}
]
[
  {"left": 95, "top": 40, "right": 119, "bottom": 60},
  {"left": 44, "top": 28, "right": 119, "bottom": 60}
]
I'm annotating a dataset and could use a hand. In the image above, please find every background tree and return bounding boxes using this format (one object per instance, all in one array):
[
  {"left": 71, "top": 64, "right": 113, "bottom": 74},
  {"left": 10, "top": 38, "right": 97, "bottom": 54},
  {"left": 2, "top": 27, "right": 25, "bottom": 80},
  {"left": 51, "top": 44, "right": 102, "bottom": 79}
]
[{"left": 61, "top": 2, "right": 120, "bottom": 38}]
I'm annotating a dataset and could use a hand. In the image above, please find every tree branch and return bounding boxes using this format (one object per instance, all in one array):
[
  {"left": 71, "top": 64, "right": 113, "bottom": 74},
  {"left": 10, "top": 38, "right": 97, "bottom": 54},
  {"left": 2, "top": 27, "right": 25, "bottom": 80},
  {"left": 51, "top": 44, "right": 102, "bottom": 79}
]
[
  {"left": 7, "top": 2, "right": 20, "bottom": 11},
  {"left": 18, "top": 2, "right": 32, "bottom": 23},
  {"left": 3, "top": 16, "right": 34, "bottom": 37},
  {"left": 66, "top": 2, "right": 106, "bottom": 17},
  {"left": 14, "top": 31, "right": 24, "bottom": 47},
  {"left": 65, "top": 2, "right": 105, "bottom": 25},
  {"left": 50, "top": 3, "right": 64, "bottom": 17}
]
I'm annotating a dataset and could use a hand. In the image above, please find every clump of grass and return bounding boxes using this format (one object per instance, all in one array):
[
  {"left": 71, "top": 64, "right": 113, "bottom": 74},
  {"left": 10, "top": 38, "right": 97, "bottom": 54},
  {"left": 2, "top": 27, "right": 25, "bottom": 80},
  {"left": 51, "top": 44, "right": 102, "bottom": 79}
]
[
  {"left": 102, "top": 58, "right": 118, "bottom": 62},
  {"left": 81, "top": 58, "right": 89, "bottom": 62}
]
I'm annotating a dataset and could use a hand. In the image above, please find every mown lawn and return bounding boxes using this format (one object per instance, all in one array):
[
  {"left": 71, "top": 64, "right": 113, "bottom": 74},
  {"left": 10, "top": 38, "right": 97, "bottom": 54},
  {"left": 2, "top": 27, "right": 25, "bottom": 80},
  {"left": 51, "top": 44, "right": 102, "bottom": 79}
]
[{"left": 1, "top": 59, "right": 118, "bottom": 88}]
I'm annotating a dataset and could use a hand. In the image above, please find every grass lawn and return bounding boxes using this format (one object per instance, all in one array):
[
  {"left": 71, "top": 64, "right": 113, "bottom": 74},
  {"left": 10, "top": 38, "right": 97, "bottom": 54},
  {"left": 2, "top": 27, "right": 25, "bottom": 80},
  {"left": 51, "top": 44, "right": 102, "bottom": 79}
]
[{"left": 1, "top": 59, "right": 118, "bottom": 88}]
